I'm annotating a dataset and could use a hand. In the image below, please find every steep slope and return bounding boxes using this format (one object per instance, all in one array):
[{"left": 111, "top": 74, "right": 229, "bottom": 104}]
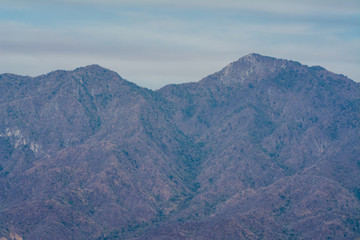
[
  {"left": 0, "top": 66, "right": 202, "bottom": 239},
  {"left": 0, "top": 54, "right": 359, "bottom": 239},
  {"left": 153, "top": 53, "right": 360, "bottom": 239}
]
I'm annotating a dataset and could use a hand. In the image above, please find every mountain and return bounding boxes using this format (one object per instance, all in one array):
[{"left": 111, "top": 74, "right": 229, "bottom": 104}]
[{"left": 0, "top": 54, "right": 359, "bottom": 239}]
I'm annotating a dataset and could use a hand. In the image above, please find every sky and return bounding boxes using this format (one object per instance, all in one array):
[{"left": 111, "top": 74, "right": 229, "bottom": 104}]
[{"left": 1, "top": 0, "right": 359, "bottom": 89}]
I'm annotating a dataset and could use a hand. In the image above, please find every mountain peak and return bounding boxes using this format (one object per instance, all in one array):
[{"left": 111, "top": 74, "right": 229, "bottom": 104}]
[
  {"left": 43, "top": 65, "right": 112, "bottom": 80},
  {"left": 211, "top": 53, "right": 300, "bottom": 85},
  {"left": 242, "top": 52, "right": 268, "bottom": 60},
  {"left": 69, "top": 64, "right": 128, "bottom": 84},
  {"left": 74, "top": 64, "right": 110, "bottom": 74},
  {"left": 236, "top": 53, "right": 278, "bottom": 65}
]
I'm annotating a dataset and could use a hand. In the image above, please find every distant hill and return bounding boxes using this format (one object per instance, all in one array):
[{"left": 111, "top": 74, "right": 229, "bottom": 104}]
[{"left": 0, "top": 54, "right": 359, "bottom": 239}]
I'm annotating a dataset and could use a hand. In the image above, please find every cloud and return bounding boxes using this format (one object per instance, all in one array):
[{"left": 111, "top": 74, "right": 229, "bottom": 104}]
[
  {"left": 4, "top": 0, "right": 360, "bottom": 17},
  {"left": 0, "top": 0, "right": 359, "bottom": 89}
]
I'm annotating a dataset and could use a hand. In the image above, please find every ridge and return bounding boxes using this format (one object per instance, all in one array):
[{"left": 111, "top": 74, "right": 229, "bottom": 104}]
[{"left": 200, "top": 53, "right": 304, "bottom": 86}]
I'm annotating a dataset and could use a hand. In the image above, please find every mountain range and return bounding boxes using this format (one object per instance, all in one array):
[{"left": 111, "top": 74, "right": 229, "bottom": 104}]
[{"left": 0, "top": 53, "right": 359, "bottom": 239}]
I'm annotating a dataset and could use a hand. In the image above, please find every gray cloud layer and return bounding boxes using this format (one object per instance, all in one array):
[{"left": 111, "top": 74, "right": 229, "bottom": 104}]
[{"left": 1, "top": 0, "right": 359, "bottom": 89}]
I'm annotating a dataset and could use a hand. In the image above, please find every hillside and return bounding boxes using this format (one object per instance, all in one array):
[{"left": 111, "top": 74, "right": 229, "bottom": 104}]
[{"left": 0, "top": 54, "right": 359, "bottom": 239}]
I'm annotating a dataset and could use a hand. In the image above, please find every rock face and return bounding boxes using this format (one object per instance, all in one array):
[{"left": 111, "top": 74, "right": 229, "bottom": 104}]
[{"left": 0, "top": 54, "right": 359, "bottom": 240}]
